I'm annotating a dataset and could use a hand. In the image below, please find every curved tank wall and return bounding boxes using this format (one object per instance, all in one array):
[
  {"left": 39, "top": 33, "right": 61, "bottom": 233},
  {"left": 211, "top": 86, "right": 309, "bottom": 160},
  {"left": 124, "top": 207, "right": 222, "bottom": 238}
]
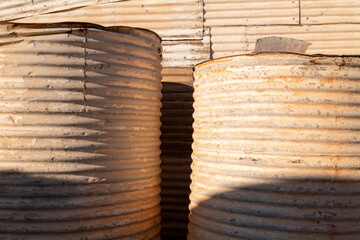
[
  {"left": 0, "top": 22, "right": 162, "bottom": 240},
  {"left": 189, "top": 53, "right": 360, "bottom": 240}
]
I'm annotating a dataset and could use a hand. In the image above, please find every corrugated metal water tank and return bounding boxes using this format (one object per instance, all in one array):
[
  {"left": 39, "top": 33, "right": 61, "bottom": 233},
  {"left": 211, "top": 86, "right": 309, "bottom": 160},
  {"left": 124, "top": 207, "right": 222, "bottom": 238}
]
[
  {"left": 0, "top": 22, "right": 162, "bottom": 239},
  {"left": 188, "top": 53, "right": 360, "bottom": 240}
]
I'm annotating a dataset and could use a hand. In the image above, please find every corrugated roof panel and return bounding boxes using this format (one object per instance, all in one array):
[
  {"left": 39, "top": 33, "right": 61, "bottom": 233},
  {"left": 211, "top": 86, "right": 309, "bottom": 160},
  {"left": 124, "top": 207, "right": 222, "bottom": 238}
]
[
  {"left": 301, "top": 0, "right": 360, "bottom": 24},
  {"left": 204, "top": 0, "right": 299, "bottom": 26},
  {"left": 14, "top": 0, "right": 204, "bottom": 40},
  {"left": 162, "top": 29, "right": 211, "bottom": 67},
  {"left": 210, "top": 24, "right": 360, "bottom": 59},
  {"left": 0, "top": 0, "right": 123, "bottom": 21}
]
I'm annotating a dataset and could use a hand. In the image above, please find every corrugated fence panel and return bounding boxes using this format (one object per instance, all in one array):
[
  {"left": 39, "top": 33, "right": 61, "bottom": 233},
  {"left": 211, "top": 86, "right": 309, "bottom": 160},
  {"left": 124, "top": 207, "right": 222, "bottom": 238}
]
[
  {"left": 0, "top": 0, "right": 123, "bottom": 21},
  {"left": 210, "top": 24, "right": 360, "bottom": 59},
  {"left": 14, "top": 0, "right": 204, "bottom": 40},
  {"left": 162, "top": 28, "right": 211, "bottom": 67},
  {"left": 160, "top": 67, "right": 194, "bottom": 240},
  {"left": 301, "top": 0, "right": 360, "bottom": 24},
  {"left": 204, "top": 0, "right": 299, "bottom": 26}
]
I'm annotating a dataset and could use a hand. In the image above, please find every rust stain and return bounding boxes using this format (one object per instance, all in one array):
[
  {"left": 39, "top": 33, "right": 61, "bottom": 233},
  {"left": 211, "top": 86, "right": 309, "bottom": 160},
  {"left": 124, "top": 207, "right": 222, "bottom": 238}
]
[{"left": 189, "top": 53, "right": 360, "bottom": 239}]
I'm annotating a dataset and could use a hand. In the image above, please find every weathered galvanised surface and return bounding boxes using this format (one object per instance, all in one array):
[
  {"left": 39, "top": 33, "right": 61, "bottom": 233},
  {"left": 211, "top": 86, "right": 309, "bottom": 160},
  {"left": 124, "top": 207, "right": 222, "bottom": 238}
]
[
  {"left": 0, "top": 0, "right": 124, "bottom": 21},
  {"left": 189, "top": 53, "right": 360, "bottom": 240},
  {"left": 0, "top": 22, "right": 162, "bottom": 239}
]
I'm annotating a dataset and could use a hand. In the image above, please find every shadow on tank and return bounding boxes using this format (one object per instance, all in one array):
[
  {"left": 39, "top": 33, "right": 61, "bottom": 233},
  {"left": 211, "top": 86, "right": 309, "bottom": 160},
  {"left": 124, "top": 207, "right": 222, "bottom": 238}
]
[{"left": 187, "top": 172, "right": 360, "bottom": 240}]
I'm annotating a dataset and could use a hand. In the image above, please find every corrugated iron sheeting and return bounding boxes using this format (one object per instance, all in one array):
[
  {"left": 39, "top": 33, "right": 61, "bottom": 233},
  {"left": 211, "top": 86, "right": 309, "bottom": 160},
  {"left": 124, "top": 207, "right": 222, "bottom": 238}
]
[
  {"left": 0, "top": 22, "right": 162, "bottom": 239},
  {"left": 0, "top": 0, "right": 123, "bottom": 21},
  {"left": 189, "top": 53, "right": 360, "bottom": 239},
  {"left": 161, "top": 68, "right": 194, "bottom": 86},
  {"left": 160, "top": 67, "right": 194, "bottom": 240},
  {"left": 162, "top": 28, "right": 211, "bottom": 67},
  {"left": 301, "top": 0, "right": 360, "bottom": 24},
  {"left": 14, "top": 0, "right": 204, "bottom": 40},
  {"left": 204, "top": 0, "right": 299, "bottom": 26},
  {"left": 210, "top": 24, "right": 360, "bottom": 59}
]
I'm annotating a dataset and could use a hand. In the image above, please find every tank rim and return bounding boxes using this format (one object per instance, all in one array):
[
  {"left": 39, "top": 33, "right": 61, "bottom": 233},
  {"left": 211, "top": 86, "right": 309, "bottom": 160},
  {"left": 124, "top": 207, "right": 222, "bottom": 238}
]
[
  {"left": 2, "top": 21, "right": 162, "bottom": 43},
  {"left": 194, "top": 52, "right": 360, "bottom": 70}
]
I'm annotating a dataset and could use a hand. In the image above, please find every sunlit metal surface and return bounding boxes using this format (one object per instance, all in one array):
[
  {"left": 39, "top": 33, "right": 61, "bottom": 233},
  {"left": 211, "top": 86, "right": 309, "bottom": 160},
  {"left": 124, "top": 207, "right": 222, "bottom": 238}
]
[
  {"left": 210, "top": 24, "right": 360, "bottom": 59},
  {"left": 0, "top": 22, "right": 162, "bottom": 240},
  {"left": 301, "top": 0, "right": 360, "bottom": 24},
  {"left": 204, "top": 0, "right": 299, "bottom": 26},
  {"left": 162, "top": 28, "right": 211, "bottom": 67},
  {"left": 14, "top": 0, "right": 204, "bottom": 40},
  {"left": 189, "top": 53, "right": 360, "bottom": 239},
  {"left": 0, "top": 0, "right": 124, "bottom": 21}
]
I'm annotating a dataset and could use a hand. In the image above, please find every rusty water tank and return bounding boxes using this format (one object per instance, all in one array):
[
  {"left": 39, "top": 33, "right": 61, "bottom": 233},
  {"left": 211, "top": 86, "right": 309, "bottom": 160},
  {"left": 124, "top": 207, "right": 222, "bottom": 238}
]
[
  {"left": 188, "top": 53, "right": 360, "bottom": 240},
  {"left": 0, "top": 22, "right": 162, "bottom": 239}
]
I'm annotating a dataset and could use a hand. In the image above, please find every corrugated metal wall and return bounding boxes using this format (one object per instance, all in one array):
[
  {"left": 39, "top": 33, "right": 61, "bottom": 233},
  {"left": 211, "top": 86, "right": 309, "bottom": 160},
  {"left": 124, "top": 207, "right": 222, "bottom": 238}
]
[
  {"left": 204, "top": 0, "right": 299, "bottom": 26},
  {"left": 210, "top": 24, "right": 360, "bottom": 58},
  {"left": 162, "top": 29, "right": 211, "bottom": 67},
  {"left": 205, "top": 0, "right": 360, "bottom": 58},
  {"left": 301, "top": 0, "right": 360, "bottom": 24},
  {"left": 0, "top": 0, "right": 124, "bottom": 21},
  {"left": 13, "top": 0, "right": 209, "bottom": 69},
  {"left": 13, "top": 0, "right": 204, "bottom": 40}
]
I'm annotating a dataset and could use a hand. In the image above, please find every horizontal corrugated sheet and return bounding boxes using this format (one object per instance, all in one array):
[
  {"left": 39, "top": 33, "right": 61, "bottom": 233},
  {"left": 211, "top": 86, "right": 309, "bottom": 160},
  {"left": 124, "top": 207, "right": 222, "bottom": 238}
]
[
  {"left": 210, "top": 24, "right": 360, "bottom": 58},
  {"left": 204, "top": 0, "right": 299, "bottom": 26},
  {"left": 161, "top": 68, "right": 194, "bottom": 86},
  {"left": 14, "top": 0, "right": 204, "bottom": 40},
  {"left": 162, "top": 29, "right": 211, "bottom": 67},
  {"left": 301, "top": 0, "right": 360, "bottom": 24},
  {"left": 0, "top": 0, "right": 123, "bottom": 21},
  {"left": 160, "top": 67, "right": 194, "bottom": 240}
]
